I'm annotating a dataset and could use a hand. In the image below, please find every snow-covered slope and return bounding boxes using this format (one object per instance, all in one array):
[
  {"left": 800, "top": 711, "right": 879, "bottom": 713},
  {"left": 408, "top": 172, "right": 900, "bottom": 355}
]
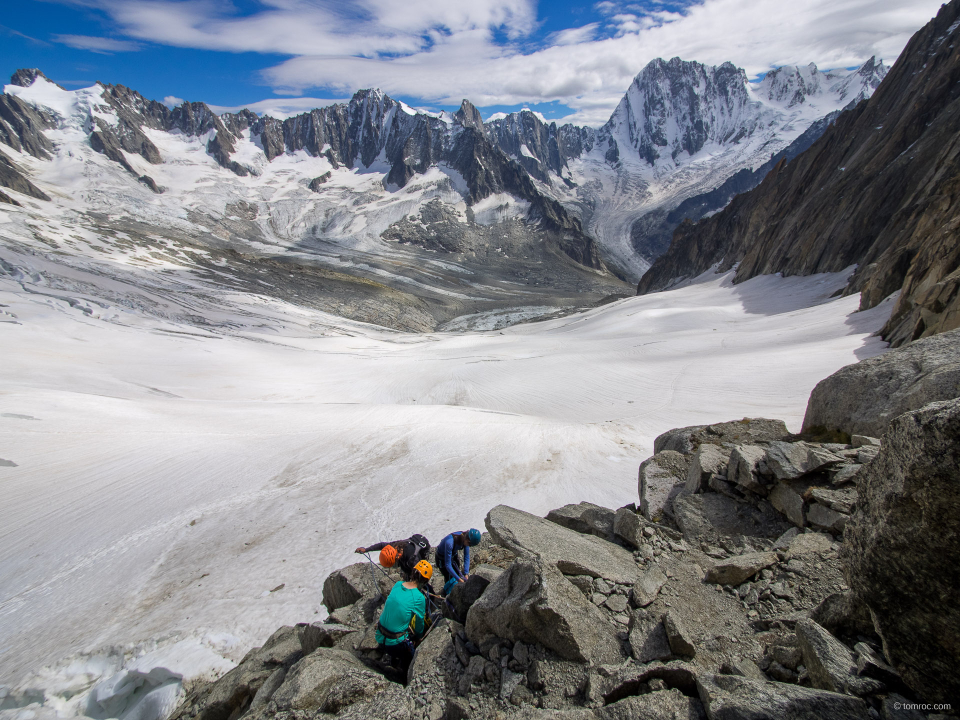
[{"left": 0, "top": 209, "right": 893, "bottom": 709}]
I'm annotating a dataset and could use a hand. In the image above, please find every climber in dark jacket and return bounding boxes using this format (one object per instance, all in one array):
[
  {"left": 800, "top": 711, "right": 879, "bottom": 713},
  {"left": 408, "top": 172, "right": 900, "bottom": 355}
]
[
  {"left": 356, "top": 533, "right": 431, "bottom": 579},
  {"left": 434, "top": 529, "right": 481, "bottom": 595}
]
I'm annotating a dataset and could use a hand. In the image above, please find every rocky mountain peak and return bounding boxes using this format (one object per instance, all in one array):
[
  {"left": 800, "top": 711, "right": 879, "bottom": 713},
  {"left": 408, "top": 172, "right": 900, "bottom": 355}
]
[
  {"left": 601, "top": 57, "right": 753, "bottom": 165},
  {"left": 454, "top": 99, "right": 484, "bottom": 130},
  {"left": 756, "top": 58, "right": 888, "bottom": 109},
  {"left": 9, "top": 68, "right": 62, "bottom": 89}
]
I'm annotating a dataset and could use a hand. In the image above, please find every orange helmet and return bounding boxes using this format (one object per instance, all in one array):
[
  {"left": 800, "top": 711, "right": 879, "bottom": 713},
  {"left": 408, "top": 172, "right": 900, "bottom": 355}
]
[
  {"left": 413, "top": 560, "right": 433, "bottom": 581},
  {"left": 379, "top": 544, "right": 398, "bottom": 568}
]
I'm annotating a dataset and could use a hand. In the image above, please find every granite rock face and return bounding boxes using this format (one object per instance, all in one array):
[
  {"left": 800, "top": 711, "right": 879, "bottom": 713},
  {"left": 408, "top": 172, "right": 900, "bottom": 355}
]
[
  {"left": 842, "top": 398, "right": 960, "bottom": 704},
  {"left": 803, "top": 327, "right": 960, "bottom": 437}
]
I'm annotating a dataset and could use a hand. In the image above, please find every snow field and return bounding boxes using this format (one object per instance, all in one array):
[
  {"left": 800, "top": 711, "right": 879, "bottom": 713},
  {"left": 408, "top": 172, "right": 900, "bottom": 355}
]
[{"left": 0, "top": 263, "right": 891, "bottom": 717}]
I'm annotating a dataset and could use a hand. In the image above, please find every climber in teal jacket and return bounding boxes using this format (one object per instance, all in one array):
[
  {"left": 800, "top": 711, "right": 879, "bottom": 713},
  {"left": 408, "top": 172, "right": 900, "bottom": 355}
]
[{"left": 375, "top": 559, "right": 432, "bottom": 674}]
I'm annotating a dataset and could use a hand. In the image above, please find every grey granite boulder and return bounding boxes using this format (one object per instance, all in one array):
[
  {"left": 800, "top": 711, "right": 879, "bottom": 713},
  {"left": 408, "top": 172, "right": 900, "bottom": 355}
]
[
  {"left": 726, "top": 444, "right": 769, "bottom": 495},
  {"left": 842, "top": 398, "right": 960, "bottom": 705},
  {"left": 654, "top": 418, "right": 790, "bottom": 455},
  {"left": 802, "top": 327, "right": 960, "bottom": 438},
  {"left": 764, "top": 441, "right": 844, "bottom": 480},
  {"left": 321, "top": 562, "right": 390, "bottom": 613},
  {"left": 795, "top": 619, "right": 884, "bottom": 696},
  {"left": 685, "top": 444, "right": 732, "bottom": 494},
  {"left": 485, "top": 505, "right": 639, "bottom": 585},
  {"left": 271, "top": 647, "right": 389, "bottom": 713},
  {"left": 546, "top": 502, "right": 615, "bottom": 539},
  {"left": 704, "top": 552, "right": 778, "bottom": 586},
  {"left": 465, "top": 557, "right": 623, "bottom": 665},
  {"left": 632, "top": 565, "right": 668, "bottom": 607},
  {"left": 673, "top": 493, "right": 790, "bottom": 543},
  {"left": 597, "top": 689, "right": 705, "bottom": 720},
  {"left": 696, "top": 674, "right": 871, "bottom": 719},
  {"left": 638, "top": 450, "right": 690, "bottom": 519}
]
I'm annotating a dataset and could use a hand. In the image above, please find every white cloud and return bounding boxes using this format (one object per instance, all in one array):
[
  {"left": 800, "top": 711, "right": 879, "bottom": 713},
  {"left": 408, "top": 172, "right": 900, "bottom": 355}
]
[
  {"left": 53, "top": 34, "right": 141, "bottom": 53},
  {"left": 162, "top": 95, "right": 184, "bottom": 108},
  {"left": 82, "top": 0, "right": 944, "bottom": 127},
  {"left": 206, "top": 96, "right": 353, "bottom": 118}
]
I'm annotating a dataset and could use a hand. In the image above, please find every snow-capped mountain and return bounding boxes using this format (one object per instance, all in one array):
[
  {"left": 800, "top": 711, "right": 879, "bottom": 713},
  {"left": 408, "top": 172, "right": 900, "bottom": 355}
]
[
  {"left": 0, "top": 55, "right": 887, "bottom": 327},
  {"left": 0, "top": 72, "right": 626, "bottom": 333},
  {"left": 600, "top": 59, "right": 757, "bottom": 166},
  {"left": 485, "top": 57, "right": 887, "bottom": 278}
]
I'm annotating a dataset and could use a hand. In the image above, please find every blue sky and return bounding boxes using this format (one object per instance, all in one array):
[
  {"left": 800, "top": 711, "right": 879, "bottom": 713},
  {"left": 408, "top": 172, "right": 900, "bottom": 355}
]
[{"left": 0, "top": 0, "right": 943, "bottom": 126}]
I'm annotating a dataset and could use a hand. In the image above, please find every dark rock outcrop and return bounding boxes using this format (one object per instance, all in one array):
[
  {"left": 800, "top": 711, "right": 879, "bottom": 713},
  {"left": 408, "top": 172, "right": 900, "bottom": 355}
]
[
  {"left": 0, "top": 152, "right": 48, "bottom": 201},
  {"left": 803, "top": 327, "right": 960, "bottom": 437},
  {"left": 842, "top": 397, "right": 960, "bottom": 704},
  {"left": 0, "top": 93, "right": 56, "bottom": 159},
  {"left": 637, "top": 0, "right": 960, "bottom": 347}
]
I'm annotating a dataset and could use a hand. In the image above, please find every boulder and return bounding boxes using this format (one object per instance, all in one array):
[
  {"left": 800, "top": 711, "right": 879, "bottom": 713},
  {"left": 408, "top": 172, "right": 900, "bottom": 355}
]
[
  {"left": 465, "top": 557, "right": 623, "bottom": 665},
  {"left": 765, "top": 441, "right": 844, "bottom": 481},
  {"left": 334, "top": 684, "right": 414, "bottom": 720},
  {"left": 768, "top": 481, "right": 806, "bottom": 527},
  {"left": 631, "top": 566, "right": 668, "bottom": 608},
  {"left": 300, "top": 623, "right": 356, "bottom": 655},
  {"left": 696, "top": 674, "right": 871, "bottom": 719},
  {"left": 685, "top": 444, "right": 732, "bottom": 494},
  {"left": 321, "top": 562, "right": 390, "bottom": 613},
  {"left": 831, "top": 464, "right": 862, "bottom": 486},
  {"left": 408, "top": 618, "right": 457, "bottom": 686},
  {"left": 784, "top": 532, "right": 833, "bottom": 559},
  {"left": 802, "top": 327, "right": 960, "bottom": 438},
  {"left": 810, "top": 592, "right": 876, "bottom": 638},
  {"left": 638, "top": 450, "right": 690, "bottom": 519},
  {"left": 853, "top": 642, "right": 901, "bottom": 687},
  {"left": 842, "top": 398, "right": 960, "bottom": 705},
  {"left": 270, "top": 648, "right": 390, "bottom": 713},
  {"left": 662, "top": 612, "right": 696, "bottom": 658},
  {"left": 672, "top": 493, "right": 790, "bottom": 543},
  {"left": 597, "top": 689, "right": 706, "bottom": 720},
  {"left": 726, "top": 444, "right": 769, "bottom": 495},
  {"left": 719, "top": 659, "right": 766, "bottom": 681},
  {"left": 851, "top": 435, "right": 881, "bottom": 448},
  {"left": 546, "top": 502, "right": 615, "bottom": 539},
  {"left": 795, "top": 619, "right": 884, "bottom": 696},
  {"left": 612, "top": 507, "right": 645, "bottom": 548},
  {"left": 169, "top": 626, "right": 305, "bottom": 720},
  {"left": 485, "top": 505, "right": 639, "bottom": 585},
  {"left": 703, "top": 552, "right": 778, "bottom": 586},
  {"left": 809, "top": 486, "right": 857, "bottom": 514},
  {"left": 806, "top": 502, "right": 847, "bottom": 533},
  {"left": 654, "top": 418, "right": 790, "bottom": 455},
  {"left": 448, "top": 574, "right": 492, "bottom": 621},
  {"left": 629, "top": 617, "right": 674, "bottom": 663}
]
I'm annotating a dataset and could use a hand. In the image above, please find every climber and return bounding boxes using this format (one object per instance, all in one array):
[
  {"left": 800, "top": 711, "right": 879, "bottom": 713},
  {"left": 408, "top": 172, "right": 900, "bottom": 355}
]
[
  {"left": 375, "top": 559, "right": 433, "bottom": 675},
  {"left": 434, "top": 528, "right": 481, "bottom": 595},
  {"left": 355, "top": 533, "right": 431, "bottom": 579}
]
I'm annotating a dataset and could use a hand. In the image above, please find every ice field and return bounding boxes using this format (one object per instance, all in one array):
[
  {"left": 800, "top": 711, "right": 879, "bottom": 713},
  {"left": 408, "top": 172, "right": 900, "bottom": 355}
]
[{"left": 0, "top": 260, "right": 893, "bottom": 714}]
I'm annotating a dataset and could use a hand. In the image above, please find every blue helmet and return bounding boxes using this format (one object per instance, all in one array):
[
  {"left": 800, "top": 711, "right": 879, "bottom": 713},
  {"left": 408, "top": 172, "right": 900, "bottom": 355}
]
[{"left": 467, "top": 528, "right": 482, "bottom": 546}]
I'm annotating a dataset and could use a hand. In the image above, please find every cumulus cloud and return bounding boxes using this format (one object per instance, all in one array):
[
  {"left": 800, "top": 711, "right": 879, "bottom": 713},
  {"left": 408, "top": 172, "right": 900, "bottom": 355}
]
[
  {"left": 73, "top": 0, "right": 943, "bottom": 126},
  {"left": 162, "top": 95, "right": 184, "bottom": 108}
]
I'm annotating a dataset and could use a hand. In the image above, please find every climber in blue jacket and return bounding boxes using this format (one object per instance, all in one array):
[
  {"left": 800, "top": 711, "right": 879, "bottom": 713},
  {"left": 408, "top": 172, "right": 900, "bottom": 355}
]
[{"left": 435, "top": 528, "right": 481, "bottom": 595}]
